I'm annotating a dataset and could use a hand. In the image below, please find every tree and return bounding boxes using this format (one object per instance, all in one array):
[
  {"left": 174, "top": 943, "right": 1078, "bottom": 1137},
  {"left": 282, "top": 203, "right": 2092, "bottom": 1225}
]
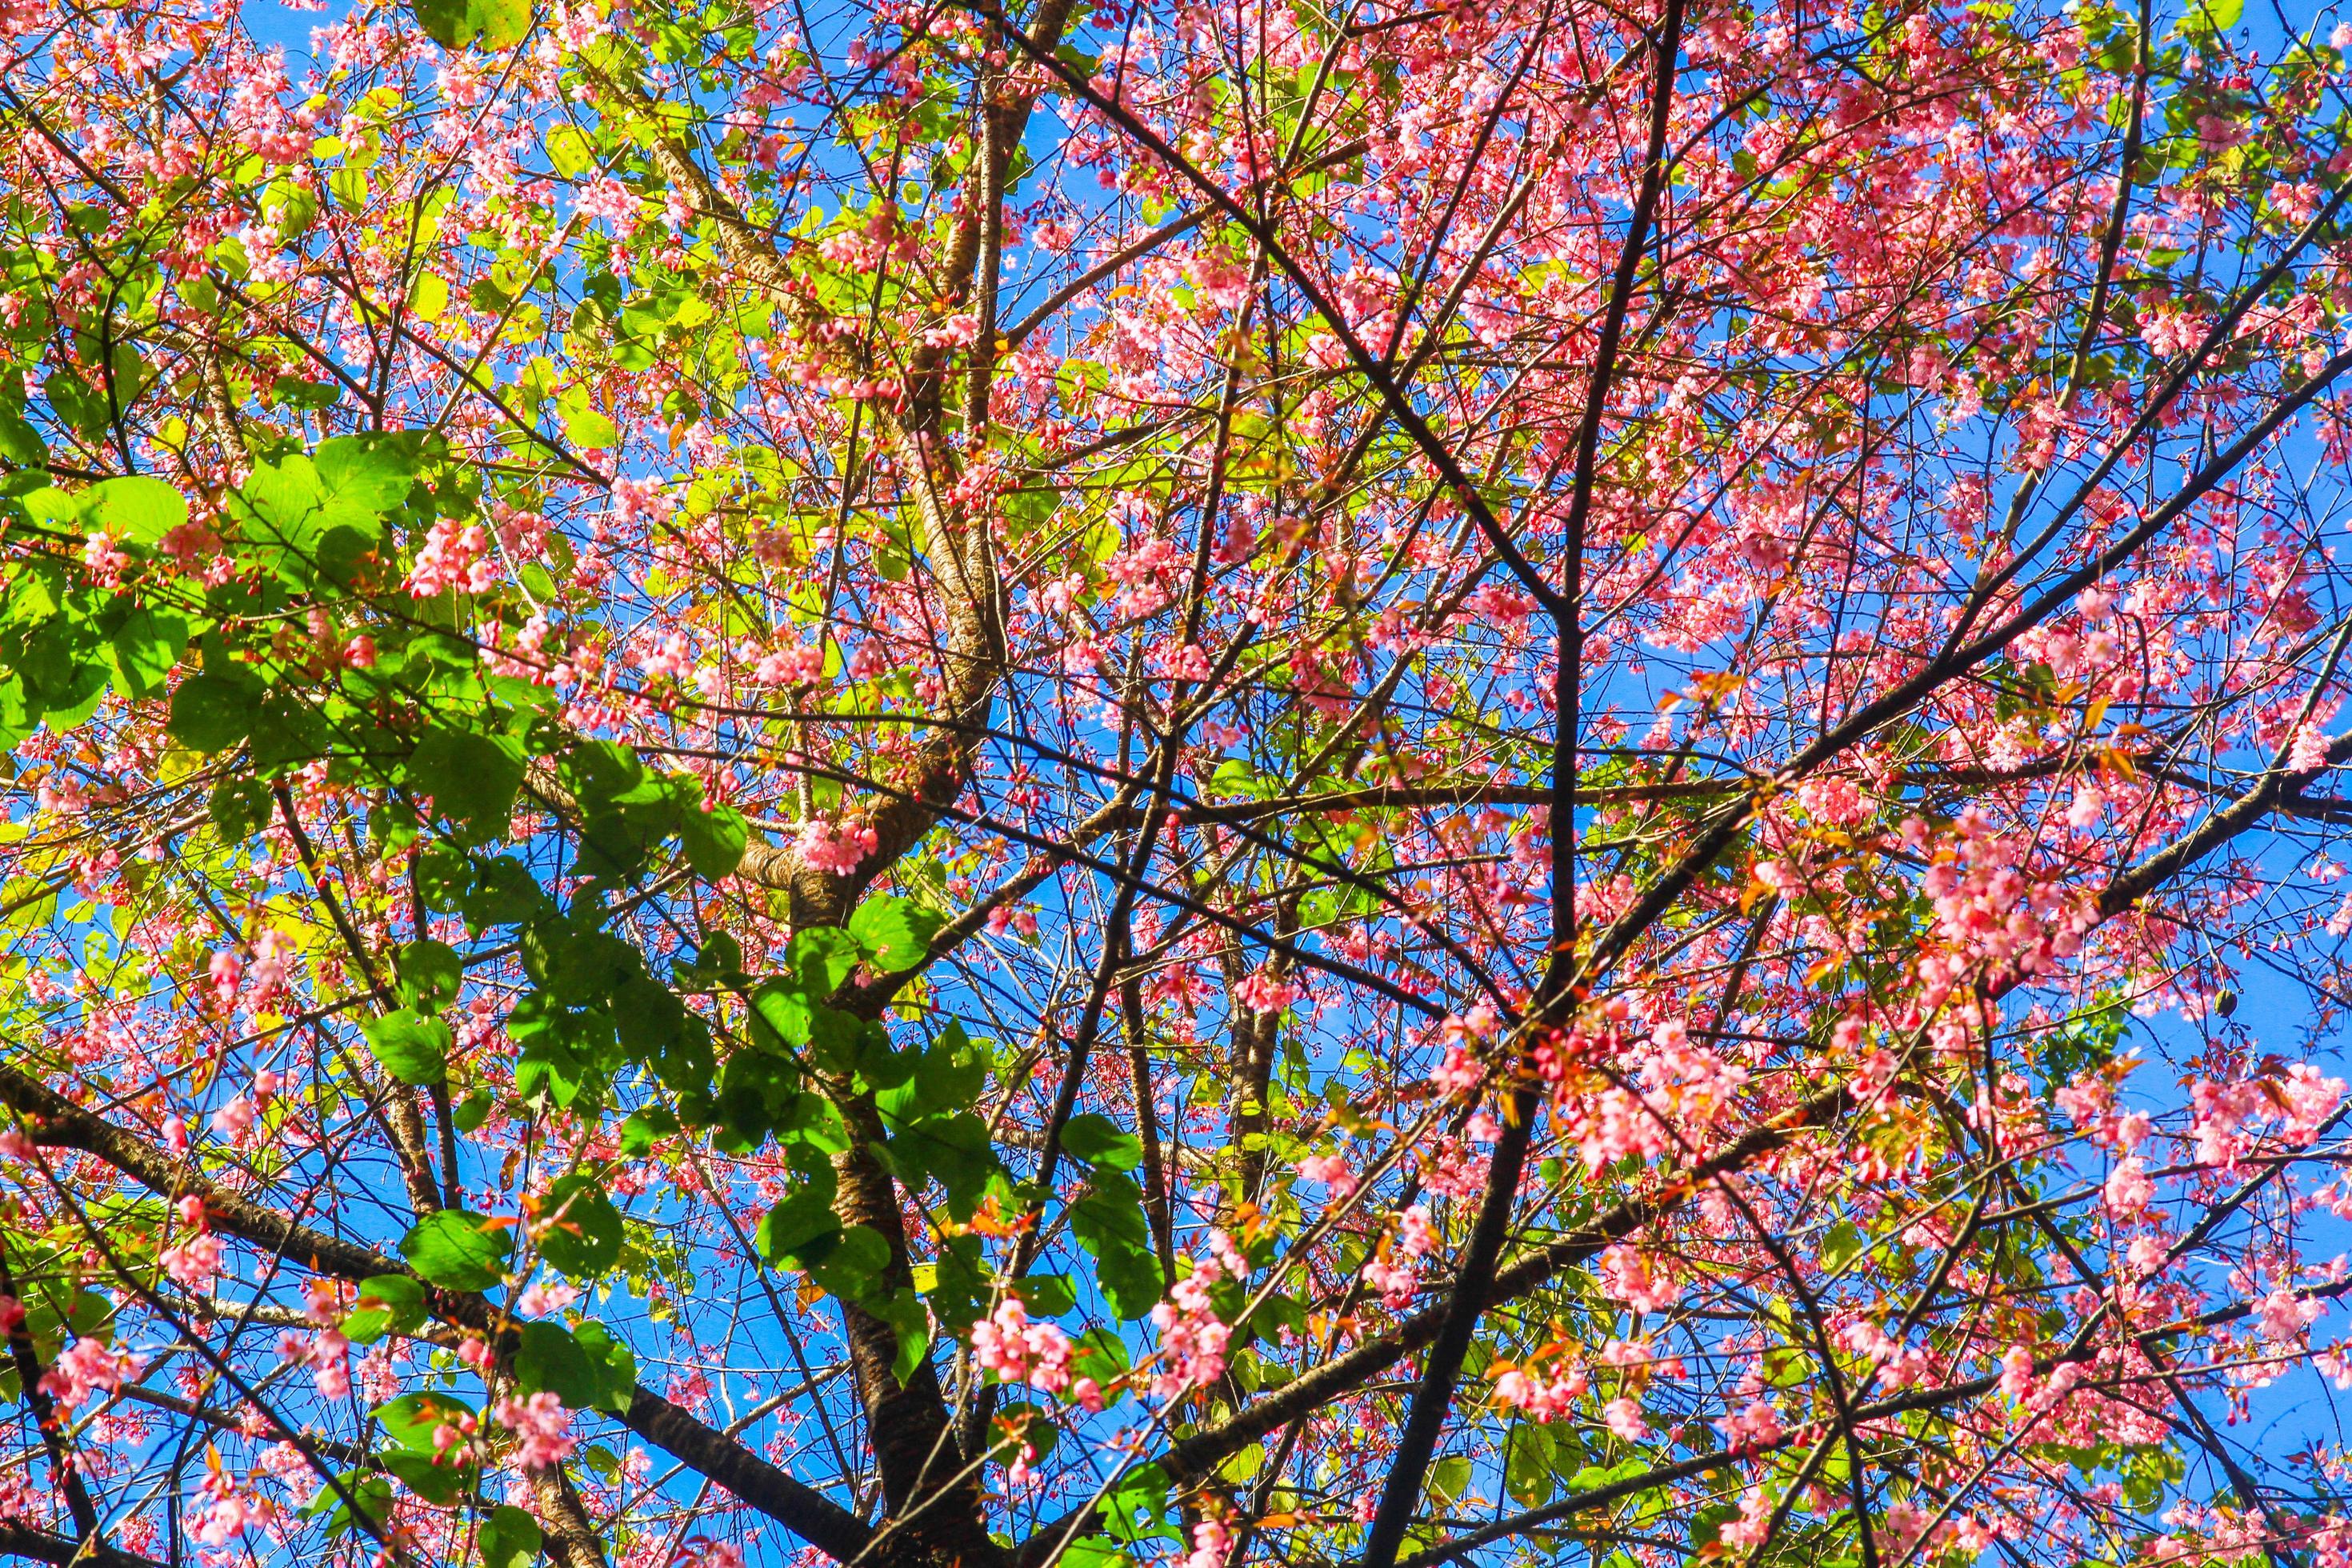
[{"left": 1, "top": 0, "right": 2351, "bottom": 1563}]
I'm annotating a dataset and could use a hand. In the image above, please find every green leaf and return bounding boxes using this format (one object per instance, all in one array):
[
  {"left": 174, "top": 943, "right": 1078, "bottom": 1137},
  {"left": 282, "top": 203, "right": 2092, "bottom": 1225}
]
[
  {"left": 374, "top": 1391, "right": 475, "bottom": 1450},
  {"left": 515, "top": 1318, "right": 635, "bottom": 1412},
  {"left": 680, "top": 803, "right": 748, "bottom": 877},
  {"left": 42, "top": 372, "right": 103, "bottom": 438},
  {"left": 17, "top": 603, "right": 107, "bottom": 726},
  {"left": 886, "top": 1110, "right": 998, "bottom": 1218},
  {"left": 560, "top": 394, "right": 621, "bottom": 450},
  {"left": 410, "top": 0, "right": 530, "bottom": 49},
  {"left": 246, "top": 686, "right": 326, "bottom": 772},
  {"left": 398, "top": 1210, "right": 512, "bottom": 1290},
  {"left": 479, "top": 1506, "right": 542, "bottom": 1568},
  {"left": 875, "top": 1022, "right": 985, "bottom": 1122},
  {"left": 315, "top": 1473, "right": 393, "bottom": 1539},
  {"left": 1011, "top": 1274, "right": 1078, "bottom": 1318},
  {"left": 514, "top": 1319, "right": 588, "bottom": 1404},
  {"left": 749, "top": 980, "right": 816, "bottom": 1050},
  {"left": 574, "top": 805, "right": 655, "bottom": 881},
  {"left": 1099, "top": 1464, "right": 1174, "bottom": 1545},
  {"left": 528, "top": 921, "right": 638, "bottom": 1006},
  {"left": 1070, "top": 1324, "right": 1129, "bottom": 1383},
  {"left": 849, "top": 894, "right": 943, "bottom": 972},
  {"left": 0, "top": 673, "right": 34, "bottom": 751},
  {"left": 314, "top": 434, "right": 418, "bottom": 518},
  {"left": 88, "top": 476, "right": 185, "bottom": 544},
  {"left": 681, "top": 932, "right": 744, "bottom": 989},
  {"left": 562, "top": 739, "right": 650, "bottom": 808},
  {"left": 756, "top": 1179, "right": 842, "bottom": 1266},
  {"left": 512, "top": 1029, "right": 598, "bottom": 1113},
  {"left": 208, "top": 777, "right": 273, "bottom": 843},
  {"left": 803, "top": 1225, "right": 891, "bottom": 1303},
  {"left": 1062, "top": 1113, "right": 1144, "bottom": 1171},
  {"left": 573, "top": 1320, "right": 638, "bottom": 1406},
  {"left": 344, "top": 1275, "right": 426, "bottom": 1344},
  {"left": 234, "top": 440, "right": 410, "bottom": 582},
  {"left": 618, "top": 1106, "right": 678, "bottom": 1157},
  {"left": 166, "top": 670, "right": 258, "bottom": 753},
  {"left": 406, "top": 726, "right": 525, "bottom": 839},
  {"left": 396, "top": 939, "right": 464, "bottom": 1010},
  {"left": 614, "top": 974, "right": 686, "bottom": 1059},
  {"left": 881, "top": 1286, "right": 932, "bottom": 1383},
  {"left": 462, "top": 855, "right": 543, "bottom": 928},
  {"left": 34, "top": 1290, "right": 114, "bottom": 1351},
  {"left": 110, "top": 608, "right": 190, "bottom": 700},
  {"left": 381, "top": 1448, "right": 470, "bottom": 1504},
  {"left": 857, "top": 1030, "right": 917, "bottom": 1092},
  {"left": 910, "top": 1233, "right": 987, "bottom": 1325},
  {"left": 410, "top": 273, "right": 451, "bottom": 323},
  {"left": 1819, "top": 1220, "right": 1865, "bottom": 1277},
  {"left": 1072, "top": 1172, "right": 1162, "bottom": 1318},
  {"left": 776, "top": 1085, "right": 848, "bottom": 1155},
  {"left": 790, "top": 926, "right": 862, "bottom": 994},
  {"left": 237, "top": 460, "right": 317, "bottom": 540},
  {"left": 364, "top": 1008, "right": 451, "bottom": 1086},
  {"left": 1505, "top": 1422, "right": 1559, "bottom": 1508},
  {"left": 538, "top": 1175, "right": 625, "bottom": 1280},
  {"left": 0, "top": 399, "right": 44, "bottom": 466},
  {"left": 546, "top": 125, "right": 594, "bottom": 178}
]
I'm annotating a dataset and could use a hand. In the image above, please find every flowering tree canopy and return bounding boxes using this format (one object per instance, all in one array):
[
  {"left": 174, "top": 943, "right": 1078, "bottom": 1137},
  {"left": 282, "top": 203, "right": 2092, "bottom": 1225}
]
[{"left": 10, "top": 0, "right": 2352, "bottom": 1564}]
